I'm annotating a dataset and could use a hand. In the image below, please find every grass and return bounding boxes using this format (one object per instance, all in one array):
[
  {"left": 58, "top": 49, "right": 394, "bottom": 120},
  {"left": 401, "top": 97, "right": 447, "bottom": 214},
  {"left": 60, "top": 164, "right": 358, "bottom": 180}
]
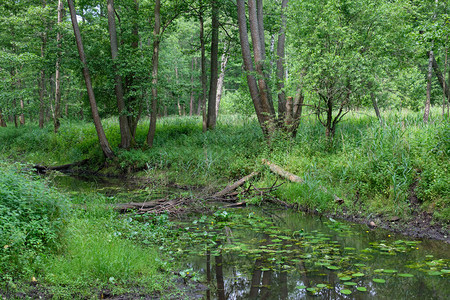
[
  {"left": 0, "top": 107, "right": 448, "bottom": 224},
  {"left": 0, "top": 163, "right": 174, "bottom": 298}
]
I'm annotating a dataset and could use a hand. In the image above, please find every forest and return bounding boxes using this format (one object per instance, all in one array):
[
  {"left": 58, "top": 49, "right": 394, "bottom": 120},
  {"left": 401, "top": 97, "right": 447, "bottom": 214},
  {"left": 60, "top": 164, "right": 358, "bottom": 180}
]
[{"left": 0, "top": 0, "right": 449, "bottom": 299}]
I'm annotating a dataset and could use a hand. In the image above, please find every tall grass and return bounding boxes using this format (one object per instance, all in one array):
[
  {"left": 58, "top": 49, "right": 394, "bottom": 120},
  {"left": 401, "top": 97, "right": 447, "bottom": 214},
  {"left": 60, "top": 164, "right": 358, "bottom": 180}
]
[{"left": 0, "top": 108, "right": 448, "bottom": 222}]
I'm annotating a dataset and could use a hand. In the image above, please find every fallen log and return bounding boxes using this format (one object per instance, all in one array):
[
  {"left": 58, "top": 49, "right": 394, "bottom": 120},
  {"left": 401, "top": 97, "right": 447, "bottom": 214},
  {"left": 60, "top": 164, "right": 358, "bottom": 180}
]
[
  {"left": 262, "top": 159, "right": 303, "bottom": 183},
  {"left": 33, "top": 159, "right": 90, "bottom": 174},
  {"left": 212, "top": 172, "right": 259, "bottom": 198},
  {"left": 262, "top": 159, "right": 343, "bottom": 202}
]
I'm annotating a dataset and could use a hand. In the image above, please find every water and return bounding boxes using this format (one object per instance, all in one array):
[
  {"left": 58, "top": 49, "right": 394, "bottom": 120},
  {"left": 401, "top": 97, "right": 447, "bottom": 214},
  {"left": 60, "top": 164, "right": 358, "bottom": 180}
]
[{"left": 50, "top": 173, "right": 449, "bottom": 299}]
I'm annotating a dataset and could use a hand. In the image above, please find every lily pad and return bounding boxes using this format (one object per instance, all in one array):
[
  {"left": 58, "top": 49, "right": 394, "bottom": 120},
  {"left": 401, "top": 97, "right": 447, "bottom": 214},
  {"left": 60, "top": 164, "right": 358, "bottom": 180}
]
[
  {"left": 316, "top": 284, "right": 328, "bottom": 288},
  {"left": 340, "top": 276, "right": 352, "bottom": 281},
  {"left": 341, "top": 289, "right": 352, "bottom": 295},
  {"left": 373, "top": 278, "right": 386, "bottom": 283},
  {"left": 343, "top": 281, "right": 357, "bottom": 286},
  {"left": 296, "top": 285, "right": 307, "bottom": 289},
  {"left": 352, "top": 272, "right": 365, "bottom": 277},
  {"left": 383, "top": 269, "right": 397, "bottom": 273},
  {"left": 326, "top": 265, "right": 340, "bottom": 270},
  {"left": 398, "top": 273, "right": 414, "bottom": 277},
  {"left": 357, "top": 287, "right": 367, "bottom": 292}
]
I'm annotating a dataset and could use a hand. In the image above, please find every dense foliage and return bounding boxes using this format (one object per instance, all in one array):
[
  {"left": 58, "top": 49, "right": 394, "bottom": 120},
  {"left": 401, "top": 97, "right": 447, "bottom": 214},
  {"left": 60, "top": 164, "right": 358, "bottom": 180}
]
[{"left": 0, "top": 163, "right": 67, "bottom": 282}]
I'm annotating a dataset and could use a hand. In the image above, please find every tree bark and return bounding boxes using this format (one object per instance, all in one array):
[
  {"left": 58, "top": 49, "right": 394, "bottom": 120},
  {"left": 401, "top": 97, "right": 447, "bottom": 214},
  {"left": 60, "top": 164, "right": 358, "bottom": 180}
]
[
  {"left": 370, "top": 91, "right": 382, "bottom": 125},
  {"left": 206, "top": 0, "right": 219, "bottom": 130},
  {"left": 444, "top": 42, "right": 448, "bottom": 117},
  {"left": 108, "top": 0, "right": 132, "bottom": 149},
  {"left": 146, "top": 0, "right": 160, "bottom": 147},
  {"left": 215, "top": 44, "right": 229, "bottom": 118},
  {"left": 237, "top": 0, "right": 270, "bottom": 134},
  {"left": 276, "top": 0, "right": 288, "bottom": 123},
  {"left": 189, "top": 57, "right": 195, "bottom": 116},
  {"left": 0, "top": 109, "right": 6, "bottom": 127},
  {"left": 39, "top": 0, "right": 47, "bottom": 129},
  {"left": 248, "top": 0, "right": 275, "bottom": 120},
  {"left": 199, "top": 6, "right": 207, "bottom": 132},
  {"left": 53, "top": 0, "right": 64, "bottom": 133},
  {"left": 68, "top": 0, "right": 114, "bottom": 159},
  {"left": 424, "top": 50, "right": 433, "bottom": 123}
]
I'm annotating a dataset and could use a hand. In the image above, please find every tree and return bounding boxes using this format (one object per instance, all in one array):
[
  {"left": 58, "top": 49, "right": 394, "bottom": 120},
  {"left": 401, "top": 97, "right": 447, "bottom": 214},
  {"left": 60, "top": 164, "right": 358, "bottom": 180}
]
[
  {"left": 53, "top": 0, "right": 64, "bottom": 133},
  {"left": 67, "top": 0, "right": 114, "bottom": 159},
  {"left": 206, "top": 0, "right": 219, "bottom": 130},
  {"left": 107, "top": 0, "right": 132, "bottom": 149}
]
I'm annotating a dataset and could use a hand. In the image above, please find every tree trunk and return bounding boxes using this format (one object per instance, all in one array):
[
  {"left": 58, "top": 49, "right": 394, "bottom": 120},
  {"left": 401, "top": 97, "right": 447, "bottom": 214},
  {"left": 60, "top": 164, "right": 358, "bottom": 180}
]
[
  {"left": 206, "top": 0, "right": 219, "bottom": 130},
  {"left": 189, "top": 57, "right": 195, "bottom": 116},
  {"left": 108, "top": 0, "right": 131, "bottom": 149},
  {"left": 424, "top": 50, "right": 433, "bottom": 123},
  {"left": 237, "top": 0, "right": 269, "bottom": 134},
  {"left": 199, "top": 8, "right": 207, "bottom": 132},
  {"left": 444, "top": 43, "right": 448, "bottom": 117},
  {"left": 276, "top": 0, "right": 288, "bottom": 123},
  {"left": 370, "top": 91, "right": 382, "bottom": 125},
  {"left": 248, "top": 0, "right": 275, "bottom": 120},
  {"left": 53, "top": 0, "right": 64, "bottom": 133},
  {"left": 68, "top": 0, "right": 114, "bottom": 159},
  {"left": 19, "top": 97, "right": 25, "bottom": 125},
  {"left": 431, "top": 54, "right": 449, "bottom": 100},
  {"left": 146, "top": 0, "right": 160, "bottom": 147},
  {"left": 215, "top": 48, "right": 228, "bottom": 118},
  {"left": 215, "top": 249, "right": 225, "bottom": 300},
  {"left": 0, "top": 109, "right": 6, "bottom": 127},
  {"left": 39, "top": 0, "right": 47, "bottom": 129}
]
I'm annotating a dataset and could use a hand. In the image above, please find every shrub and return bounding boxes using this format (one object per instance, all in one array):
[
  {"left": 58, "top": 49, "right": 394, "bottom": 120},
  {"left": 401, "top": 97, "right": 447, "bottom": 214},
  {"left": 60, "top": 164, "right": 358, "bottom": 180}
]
[{"left": 0, "top": 162, "right": 68, "bottom": 283}]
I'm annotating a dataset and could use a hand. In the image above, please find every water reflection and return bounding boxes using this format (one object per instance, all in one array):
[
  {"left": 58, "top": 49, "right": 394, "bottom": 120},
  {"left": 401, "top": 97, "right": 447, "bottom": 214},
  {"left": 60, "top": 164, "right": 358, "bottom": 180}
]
[{"left": 186, "top": 208, "right": 449, "bottom": 299}]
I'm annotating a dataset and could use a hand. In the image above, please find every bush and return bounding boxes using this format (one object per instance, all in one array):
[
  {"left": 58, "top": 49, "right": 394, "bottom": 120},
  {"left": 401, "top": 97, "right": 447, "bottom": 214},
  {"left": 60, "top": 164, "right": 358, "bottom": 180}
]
[{"left": 0, "top": 162, "right": 68, "bottom": 283}]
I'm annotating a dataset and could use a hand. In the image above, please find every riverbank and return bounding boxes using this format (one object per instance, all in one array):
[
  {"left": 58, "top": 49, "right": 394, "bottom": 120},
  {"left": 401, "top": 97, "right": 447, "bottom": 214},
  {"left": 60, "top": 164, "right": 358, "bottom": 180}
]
[{"left": 1, "top": 111, "right": 448, "bottom": 239}]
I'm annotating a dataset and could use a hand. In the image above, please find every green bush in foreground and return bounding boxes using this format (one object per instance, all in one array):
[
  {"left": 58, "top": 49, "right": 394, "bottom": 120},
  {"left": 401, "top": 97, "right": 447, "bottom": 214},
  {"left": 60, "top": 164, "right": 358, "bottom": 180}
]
[{"left": 0, "top": 162, "right": 68, "bottom": 283}]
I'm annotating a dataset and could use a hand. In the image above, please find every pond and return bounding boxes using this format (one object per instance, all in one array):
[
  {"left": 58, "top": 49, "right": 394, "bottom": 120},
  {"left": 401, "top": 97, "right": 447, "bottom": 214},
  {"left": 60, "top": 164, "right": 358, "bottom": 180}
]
[{"left": 51, "top": 173, "right": 449, "bottom": 299}]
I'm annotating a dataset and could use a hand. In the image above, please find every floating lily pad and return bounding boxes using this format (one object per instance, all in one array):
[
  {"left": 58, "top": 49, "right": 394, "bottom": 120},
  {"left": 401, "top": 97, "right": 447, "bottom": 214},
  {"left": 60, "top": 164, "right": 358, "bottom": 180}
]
[
  {"left": 383, "top": 269, "right": 397, "bottom": 273},
  {"left": 441, "top": 269, "right": 450, "bottom": 274},
  {"left": 326, "top": 265, "right": 340, "bottom": 270},
  {"left": 398, "top": 273, "right": 414, "bottom": 277},
  {"left": 343, "top": 281, "right": 357, "bottom": 286},
  {"left": 316, "top": 284, "right": 328, "bottom": 288},
  {"left": 306, "top": 287, "right": 316, "bottom": 293},
  {"left": 296, "top": 285, "right": 306, "bottom": 289},
  {"left": 352, "top": 272, "right": 365, "bottom": 277},
  {"left": 354, "top": 263, "right": 366, "bottom": 267},
  {"left": 341, "top": 289, "right": 352, "bottom": 295},
  {"left": 340, "top": 276, "right": 352, "bottom": 281},
  {"left": 357, "top": 287, "right": 367, "bottom": 292},
  {"left": 373, "top": 278, "right": 386, "bottom": 283}
]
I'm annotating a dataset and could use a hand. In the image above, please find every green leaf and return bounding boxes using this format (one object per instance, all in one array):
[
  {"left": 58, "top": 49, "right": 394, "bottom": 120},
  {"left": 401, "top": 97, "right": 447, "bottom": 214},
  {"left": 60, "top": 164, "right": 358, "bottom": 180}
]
[
  {"left": 316, "top": 284, "right": 328, "bottom": 288},
  {"left": 296, "top": 285, "right": 307, "bottom": 289},
  {"left": 357, "top": 287, "right": 367, "bottom": 292},
  {"left": 326, "top": 265, "right": 340, "bottom": 270},
  {"left": 383, "top": 269, "right": 397, "bottom": 273},
  {"left": 398, "top": 273, "right": 414, "bottom": 277},
  {"left": 340, "top": 276, "right": 352, "bottom": 281},
  {"left": 341, "top": 289, "right": 352, "bottom": 295},
  {"left": 373, "top": 278, "right": 386, "bottom": 283},
  {"left": 352, "top": 272, "right": 364, "bottom": 277},
  {"left": 344, "top": 281, "right": 357, "bottom": 286}
]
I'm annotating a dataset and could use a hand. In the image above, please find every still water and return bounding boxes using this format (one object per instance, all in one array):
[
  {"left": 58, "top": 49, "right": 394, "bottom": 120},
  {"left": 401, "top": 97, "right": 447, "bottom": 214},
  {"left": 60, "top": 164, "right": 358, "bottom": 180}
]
[{"left": 51, "top": 174, "right": 449, "bottom": 300}]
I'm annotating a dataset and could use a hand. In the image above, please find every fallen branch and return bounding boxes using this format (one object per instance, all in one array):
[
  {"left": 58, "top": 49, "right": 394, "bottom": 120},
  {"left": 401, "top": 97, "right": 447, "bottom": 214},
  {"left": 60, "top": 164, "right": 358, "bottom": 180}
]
[
  {"left": 262, "top": 159, "right": 343, "bottom": 203},
  {"left": 262, "top": 159, "right": 303, "bottom": 183},
  {"left": 33, "top": 159, "right": 90, "bottom": 174},
  {"left": 212, "top": 172, "right": 259, "bottom": 198}
]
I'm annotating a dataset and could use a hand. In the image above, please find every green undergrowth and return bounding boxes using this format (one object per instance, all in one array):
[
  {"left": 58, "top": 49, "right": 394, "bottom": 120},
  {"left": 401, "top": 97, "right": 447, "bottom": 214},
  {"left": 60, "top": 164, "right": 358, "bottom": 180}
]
[
  {"left": 0, "top": 110, "right": 448, "bottom": 225},
  {"left": 0, "top": 162, "right": 175, "bottom": 298}
]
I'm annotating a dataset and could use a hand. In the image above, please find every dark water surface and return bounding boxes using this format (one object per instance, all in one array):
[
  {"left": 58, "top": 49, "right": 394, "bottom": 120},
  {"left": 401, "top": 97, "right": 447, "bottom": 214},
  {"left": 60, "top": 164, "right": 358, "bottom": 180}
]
[{"left": 51, "top": 174, "right": 449, "bottom": 299}]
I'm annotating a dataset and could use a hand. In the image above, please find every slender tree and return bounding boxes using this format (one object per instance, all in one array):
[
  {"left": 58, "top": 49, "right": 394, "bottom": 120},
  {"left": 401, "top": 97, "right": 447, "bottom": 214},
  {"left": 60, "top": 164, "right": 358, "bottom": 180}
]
[
  {"left": 206, "top": 0, "right": 219, "bottom": 129},
  {"left": 146, "top": 0, "right": 160, "bottom": 147},
  {"left": 67, "top": 0, "right": 114, "bottom": 158},
  {"left": 53, "top": 0, "right": 64, "bottom": 133},
  {"left": 107, "top": 0, "right": 132, "bottom": 149}
]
